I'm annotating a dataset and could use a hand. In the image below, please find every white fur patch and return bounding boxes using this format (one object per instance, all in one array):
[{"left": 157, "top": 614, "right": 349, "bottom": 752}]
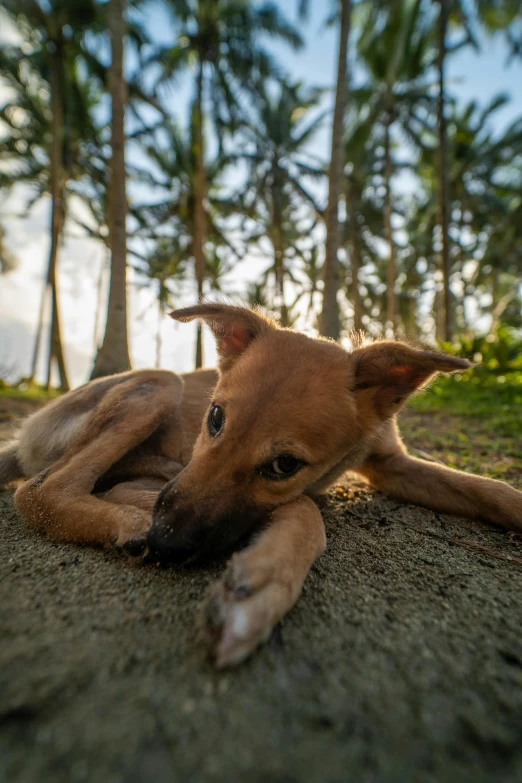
[{"left": 230, "top": 606, "right": 250, "bottom": 639}]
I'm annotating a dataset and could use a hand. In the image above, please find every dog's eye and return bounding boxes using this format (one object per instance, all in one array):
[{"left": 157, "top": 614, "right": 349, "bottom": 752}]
[
  {"left": 208, "top": 404, "right": 225, "bottom": 437},
  {"left": 260, "top": 454, "right": 304, "bottom": 481}
]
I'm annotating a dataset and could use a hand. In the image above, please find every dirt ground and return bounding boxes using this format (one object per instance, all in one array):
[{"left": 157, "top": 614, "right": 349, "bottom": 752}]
[{"left": 1, "top": 398, "right": 522, "bottom": 783}]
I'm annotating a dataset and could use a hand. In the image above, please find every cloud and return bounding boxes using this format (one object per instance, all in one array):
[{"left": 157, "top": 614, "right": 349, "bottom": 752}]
[{"left": 0, "top": 185, "right": 219, "bottom": 386}]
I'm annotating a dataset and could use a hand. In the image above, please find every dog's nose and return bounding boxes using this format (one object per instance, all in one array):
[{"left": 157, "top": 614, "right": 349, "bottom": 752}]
[{"left": 146, "top": 523, "right": 206, "bottom": 564}]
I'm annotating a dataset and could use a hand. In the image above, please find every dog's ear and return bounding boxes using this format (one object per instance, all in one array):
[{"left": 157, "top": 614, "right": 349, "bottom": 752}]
[
  {"left": 351, "top": 342, "right": 472, "bottom": 417},
  {"left": 169, "top": 303, "right": 276, "bottom": 371}
]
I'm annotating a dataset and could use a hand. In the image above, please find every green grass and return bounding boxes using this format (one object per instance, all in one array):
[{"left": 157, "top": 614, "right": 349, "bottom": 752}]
[
  {"left": 0, "top": 384, "right": 61, "bottom": 402},
  {"left": 403, "top": 370, "right": 522, "bottom": 489},
  {"left": 410, "top": 370, "right": 522, "bottom": 437}
]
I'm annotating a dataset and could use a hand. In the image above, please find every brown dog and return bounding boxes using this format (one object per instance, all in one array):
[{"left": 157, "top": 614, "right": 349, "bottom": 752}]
[{"left": 2, "top": 303, "right": 522, "bottom": 666}]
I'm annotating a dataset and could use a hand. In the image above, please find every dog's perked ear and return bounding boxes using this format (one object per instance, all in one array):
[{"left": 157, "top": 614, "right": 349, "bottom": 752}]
[
  {"left": 351, "top": 341, "right": 472, "bottom": 417},
  {"left": 169, "top": 303, "right": 277, "bottom": 371}
]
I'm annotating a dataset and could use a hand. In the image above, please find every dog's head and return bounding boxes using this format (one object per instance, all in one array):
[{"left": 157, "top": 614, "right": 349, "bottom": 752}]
[{"left": 148, "top": 303, "right": 470, "bottom": 562}]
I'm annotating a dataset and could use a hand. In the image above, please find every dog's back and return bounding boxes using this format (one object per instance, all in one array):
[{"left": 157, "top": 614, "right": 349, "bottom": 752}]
[{"left": 0, "top": 371, "right": 162, "bottom": 487}]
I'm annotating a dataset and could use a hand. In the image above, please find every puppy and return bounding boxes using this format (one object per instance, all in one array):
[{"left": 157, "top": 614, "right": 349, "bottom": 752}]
[{"left": 2, "top": 304, "right": 521, "bottom": 666}]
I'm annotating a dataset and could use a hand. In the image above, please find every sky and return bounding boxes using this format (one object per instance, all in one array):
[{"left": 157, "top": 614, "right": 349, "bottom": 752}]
[{"left": 1, "top": 2, "right": 521, "bottom": 388}]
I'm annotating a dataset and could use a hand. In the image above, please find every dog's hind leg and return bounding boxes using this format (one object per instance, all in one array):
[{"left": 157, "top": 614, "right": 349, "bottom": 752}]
[
  {"left": 205, "top": 495, "right": 326, "bottom": 668},
  {"left": 357, "top": 421, "right": 522, "bottom": 532},
  {"left": 0, "top": 441, "right": 23, "bottom": 486},
  {"left": 14, "top": 372, "right": 183, "bottom": 548},
  {"left": 97, "top": 478, "right": 167, "bottom": 513}
]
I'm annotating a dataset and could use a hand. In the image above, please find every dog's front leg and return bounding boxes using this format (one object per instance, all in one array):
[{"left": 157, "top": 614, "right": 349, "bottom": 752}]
[
  {"left": 205, "top": 496, "right": 326, "bottom": 668},
  {"left": 358, "top": 449, "right": 522, "bottom": 533}
]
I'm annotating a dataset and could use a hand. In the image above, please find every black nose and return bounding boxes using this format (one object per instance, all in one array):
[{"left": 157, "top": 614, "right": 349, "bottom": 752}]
[{"left": 146, "top": 524, "right": 202, "bottom": 564}]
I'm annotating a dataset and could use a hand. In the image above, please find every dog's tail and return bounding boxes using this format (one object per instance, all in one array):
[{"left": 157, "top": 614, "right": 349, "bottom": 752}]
[{"left": 0, "top": 441, "right": 23, "bottom": 487}]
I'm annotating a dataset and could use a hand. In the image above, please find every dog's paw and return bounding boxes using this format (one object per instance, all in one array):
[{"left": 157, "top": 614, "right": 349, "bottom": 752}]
[
  {"left": 113, "top": 507, "right": 152, "bottom": 556},
  {"left": 204, "top": 552, "right": 296, "bottom": 668},
  {"left": 120, "top": 535, "right": 149, "bottom": 557}
]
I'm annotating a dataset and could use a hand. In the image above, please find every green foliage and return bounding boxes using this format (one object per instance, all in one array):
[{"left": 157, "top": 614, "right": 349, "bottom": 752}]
[
  {"left": 411, "top": 369, "right": 522, "bottom": 426},
  {"left": 409, "top": 327, "right": 522, "bottom": 452},
  {"left": 0, "top": 0, "right": 100, "bottom": 206},
  {"left": 153, "top": 0, "right": 303, "bottom": 143},
  {"left": 0, "top": 383, "right": 60, "bottom": 402},
  {"left": 1, "top": 0, "right": 522, "bottom": 376},
  {"left": 406, "top": 328, "right": 522, "bottom": 487},
  {"left": 438, "top": 326, "right": 522, "bottom": 374}
]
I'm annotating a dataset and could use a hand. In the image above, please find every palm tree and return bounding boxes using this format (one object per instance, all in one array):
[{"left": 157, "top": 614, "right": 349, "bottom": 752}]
[
  {"left": 342, "top": 107, "right": 386, "bottom": 332},
  {"left": 0, "top": 225, "right": 16, "bottom": 274},
  {"left": 433, "top": 0, "right": 520, "bottom": 341},
  {"left": 319, "top": 0, "right": 352, "bottom": 340},
  {"left": 0, "top": 1, "right": 100, "bottom": 389},
  {"left": 133, "top": 116, "right": 240, "bottom": 364},
  {"left": 413, "top": 96, "right": 522, "bottom": 335},
  {"left": 357, "top": 0, "right": 435, "bottom": 331},
  {"left": 436, "top": 0, "right": 451, "bottom": 342},
  {"left": 0, "top": 54, "right": 55, "bottom": 385},
  {"left": 91, "top": 0, "right": 132, "bottom": 379},
  {"left": 448, "top": 101, "right": 522, "bottom": 328},
  {"left": 132, "top": 237, "right": 188, "bottom": 368},
  {"left": 154, "top": 0, "right": 302, "bottom": 366},
  {"left": 236, "top": 79, "right": 325, "bottom": 325}
]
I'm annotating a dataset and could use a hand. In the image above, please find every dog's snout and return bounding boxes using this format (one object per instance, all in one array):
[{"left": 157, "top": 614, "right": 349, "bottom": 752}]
[
  {"left": 153, "top": 480, "right": 179, "bottom": 523},
  {"left": 148, "top": 479, "right": 211, "bottom": 562},
  {"left": 147, "top": 470, "right": 272, "bottom": 563}
]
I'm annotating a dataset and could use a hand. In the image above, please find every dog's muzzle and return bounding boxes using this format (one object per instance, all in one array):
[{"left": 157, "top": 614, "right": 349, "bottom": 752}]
[{"left": 146, "top": 475, "right": 269, "bottom": 564}]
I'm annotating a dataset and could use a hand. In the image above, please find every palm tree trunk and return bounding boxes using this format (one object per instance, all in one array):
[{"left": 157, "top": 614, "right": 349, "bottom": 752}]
[
  {"left": 193, "top": 60, "right": 206, "bottom": 369},
  {"left": 351, "top": 239, "right": 362, "bottom": 332},
  {"left": 401, "top": 297, "right": 417, "bottom": 340},
  {"left": 434, "top": 288, "right": 445, "bottom": 337},
  {"left": 437, "top": 0, "right": 451, "bottom": 342},
  {"left": 46, "top": 254, "right": 69, "bottom": 391},
  {"left": 307, "top": 289, "right": 315, "bottom": 319},
  {"left": 272, "top": 183, "right": 288, "bottom": 326},
  {"left": 91, "top": 0, "right": 131, "bottom": 379},
  {"left": 274, "top": 245, "right": 288, "bottom": 327},
  {"left": 490, "top": 289, "right": 516, "bottom": 334},
  {"left": 319, "top": 0, "right": 352, "bottom": 340},
  {"left": 155, "top": 293, "right": 163, "bottom": 369},
  {"left": 44, "top": 52, "right": 69, "bottom": 392},
  {"left": 92, "top": 244, "right": 110, "bottom": 352},
  {"left": 383, "top": 118, "right": 396, "bottom": 331},
  {"left": 29, "top": 279, "right": 48, "bottom": 383},
  {"left": 347, "top": 185, "right": 362, "bottom": 332}
]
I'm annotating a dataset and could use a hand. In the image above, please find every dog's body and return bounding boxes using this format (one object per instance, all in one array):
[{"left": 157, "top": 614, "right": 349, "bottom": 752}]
[{"left": 2, "top": 304, "right": 522, "bottom": 666}]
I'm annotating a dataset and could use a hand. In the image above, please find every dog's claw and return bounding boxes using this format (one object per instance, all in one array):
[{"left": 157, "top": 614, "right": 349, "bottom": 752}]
[
  {"left": 233, "top": 585, "right": 251, "bottom": 599},
  {"left": 112, "top": 508, "right": 152, "bottom": 556},
  {"left": 121, "top": 536, "right": 148, "bottom": 557}
]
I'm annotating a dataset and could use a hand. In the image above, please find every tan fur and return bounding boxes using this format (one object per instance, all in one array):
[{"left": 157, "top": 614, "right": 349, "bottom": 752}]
[
  {"left": 206, "top": 496, "right": 326, "bottom": 667},
  {"left": 18, "top": 409, "right": 92, "bottom": 474},
  {"left": 3, "top": 304, "right": 522, "bottom": 666}
]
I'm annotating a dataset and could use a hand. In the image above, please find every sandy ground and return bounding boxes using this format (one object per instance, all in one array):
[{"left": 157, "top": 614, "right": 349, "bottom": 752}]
[{"left": 1, "top": 402, "right": 522, "bottom": 783}]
